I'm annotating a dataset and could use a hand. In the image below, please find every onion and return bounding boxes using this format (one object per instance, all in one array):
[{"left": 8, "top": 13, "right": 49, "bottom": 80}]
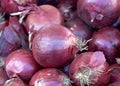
[
  {"left": 77, "top": 0, "right": 120, "bottom": 28},
  {"left": 26, "top": 5, "right": 63, "bottom": 33},
  {"left": 88, "top": 27, "right": 120, "bottom": 64},
  {"left": 0, "top": 67, "right": 8, "bottom": 86},
  {"left": 29, "top": 68, "right": 72, "bottom": 86},
  {"left": 5, "top": 49, "right": 41, "bottom": 82},
  {"left": 1, "top": 0, "right": 38, "bottom": 14},
  {"left": 32, "top": 24, "right": 78, "bottom": 67},
  {"left": 69, "top": 51, "right": 110, "bottom": 86},
  {"left": 4, "top": 75, "right": 27, "bottom": 86},
  {"left": 0, "top": 17, "right": 28, "bottom": 57}
]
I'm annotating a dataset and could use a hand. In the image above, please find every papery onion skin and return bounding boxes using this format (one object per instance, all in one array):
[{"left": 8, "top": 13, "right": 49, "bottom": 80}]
[
  {"left": 32, "top": 24, "right": 78, "bottom": 68},
  {"left": 0, "top": 67, "right": 8, "bottom": 86},
  {"left": 5, "top": 49, "right": 41, "bottom": 82},
  {"left": 69, "top": 51, "right": 110, "bottom": 86},
  {"left": 29, "top": 68, "right": 72, "bottom": 86},
  {"left": 88, "top": 27, "right": 120, "bottom": 64},
  {"left": 0, "top": 17, "right": 28, "bottom": 57},
  {"left": 77, "top": 0, "right": 120, "bottom": 28},
  {"left": 1, "top": 0, "right": 38, "bottom": 14}
]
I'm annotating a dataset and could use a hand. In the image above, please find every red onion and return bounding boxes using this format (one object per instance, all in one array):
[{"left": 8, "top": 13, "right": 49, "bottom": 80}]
[
  {"left": 29, "top": 68, "right": 72, "bottom": 86},
  {"left": 0, "top": 17, "right": 28, "bottom": 57},
  {"left": 0, "top": 67, "right": 8, "bottom": 86},
  {"left": 26, "top": 5, "right": 63, "bottom": 33},
  {"left": 77, "top": 0, "right": 120, "bottom": 28},
  {"left": 5, "top": 49, "right": 41, "bottom": 82},
  {"left": 4, "top": 75, "right": 27, "bottom": 86},
  {"left": 69, "top": 51, "right": 110, "bottom": 86},
  {"left": 1, "top": 0, "right": 38, "bottom": 14},
  {"left": 88, "top": 27, "right": 120, "bottom": 64},
  {"left": 32, "top": 24, "right": 78, "bottom": 67}
]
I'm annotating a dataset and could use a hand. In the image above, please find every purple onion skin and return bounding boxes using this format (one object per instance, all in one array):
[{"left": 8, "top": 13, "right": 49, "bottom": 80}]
[
  {"left": 88, "top": 27, "right": 120, "bottom": 64},
  {"left": 0, "top": 17, "right": 28, "bottom": 57},
  {"left": 77, "top": 0, "right": 120, "bottom": 29}
]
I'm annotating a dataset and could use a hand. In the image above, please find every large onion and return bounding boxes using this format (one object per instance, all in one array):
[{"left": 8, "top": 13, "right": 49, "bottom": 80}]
[{"left": 32, "top": 24, "right": 78, "bottom": 68}]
